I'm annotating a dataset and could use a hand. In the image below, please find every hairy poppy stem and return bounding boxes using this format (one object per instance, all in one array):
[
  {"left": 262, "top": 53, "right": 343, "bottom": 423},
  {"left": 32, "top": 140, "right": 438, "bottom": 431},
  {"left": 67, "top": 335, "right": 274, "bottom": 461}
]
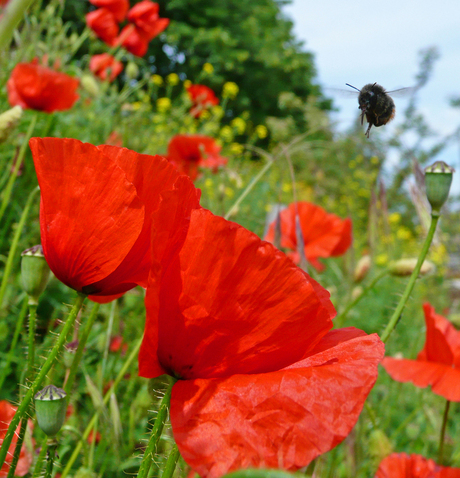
[
  {"left": 137, "top": 377, "right": 177, "bottom": 478},
  {"left": 438, "top": 399, "right": 451, "bottom": 465},
  {"left": 0, "top": 112, "right": 38, "bottom": 224},
  {"left": 0, "top": 186, "right": 39, "bottom": 310},
  {"left": 64, "top": 302, "right": 100, "bottom": 395},
  {"left": 0, "top": 292, "right": 86, "bottom": 470},
  {"left": 60, "top": 335, "right": 144, "bottom": 478},
  {"left": 161, "top": 445, "right": 180, "bottom": 478},
  {"left": 380, "top": 212, "right": 440, "bottom": 343}
]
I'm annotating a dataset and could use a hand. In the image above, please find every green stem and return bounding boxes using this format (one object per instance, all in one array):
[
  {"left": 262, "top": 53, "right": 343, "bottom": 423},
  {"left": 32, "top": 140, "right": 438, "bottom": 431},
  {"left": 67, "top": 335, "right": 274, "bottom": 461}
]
[
  {"left": 438, "top": 399, "right": 451, "bottom": 465},
  {"left": 0, "top": 296, "right": 28, "bottom": 389},
  {"left": 380, "top": 213, "right": 440, "bottom": 343},
  {"left": 335, "top": 270, "right": 388, "bottom": 327},
  {"left": 0, "top": 186, "right": 39, "bottom": 310},
  {"left": 0, "top": 0, "right": 37, "bottom": 50},
  {"left": 0, "top": 293, "right": 86, "bottom": 470},
  {"left": 32, "top": 441, "right": 48, "bottom": 478},
  {"left": 60, "top": 335, "right": 144, "bottom": 478},
  {"left": 6, "top": 416, "right": 28, "bottom": 478},
  {"left": 224, "top": 157, "right": 275, "bottom": 220},
  {"left": 0, "top": 113, "right": 38, "bottom": 224},
  {"left": 137, "top": 377, "right": 177, "bottom": 478},
  {"left": 27, "top": 303, "right": 37, "bottom": 378},
  {"left": 64, "top": 302, "right": 100, "bottom": 395},
  {"left": 161, "top": 445, "right": 180, "bottom": 478},
  {"left": 44, "top": 442, "right": 57, "bottom": 478}
]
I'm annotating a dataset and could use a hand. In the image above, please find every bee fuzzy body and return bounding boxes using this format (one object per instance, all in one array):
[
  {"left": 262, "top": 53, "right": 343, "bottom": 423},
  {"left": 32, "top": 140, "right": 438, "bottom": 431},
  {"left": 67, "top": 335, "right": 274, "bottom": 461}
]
[{"left": 348, "top": 82, "right": 396, "bottom": 138}]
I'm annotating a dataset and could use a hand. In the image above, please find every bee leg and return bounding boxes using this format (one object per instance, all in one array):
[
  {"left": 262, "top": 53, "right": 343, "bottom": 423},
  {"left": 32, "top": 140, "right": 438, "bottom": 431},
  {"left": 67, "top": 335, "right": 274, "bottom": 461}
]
[{"left": 365, "top": 123, "right": 372, "bottom": 138}]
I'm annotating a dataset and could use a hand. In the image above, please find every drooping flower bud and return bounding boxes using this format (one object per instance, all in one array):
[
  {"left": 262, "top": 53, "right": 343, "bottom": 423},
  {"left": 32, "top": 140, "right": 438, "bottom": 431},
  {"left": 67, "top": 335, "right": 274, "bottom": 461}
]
[
  {"left": 125, "top": 61, "right": 139, "bottom": 80},
  {"left": 21, "top": 245, "right": 51, "bottom": 305},
  {"left": 354, "top": 255, "right": 371, "bottom": 282},
  {"left": 388, "top": 258, "right": 434, "bottom": 277},
  {"left": 0, "top": 106, "right": 22, "bottom": 144},
  {"left": 34, "top": 385, "right": 67, "bottom": 436},
  {"left": 424, "top": 161, "right": 455, "bottom": 213},
  {"left": 81, "top": 74, "right": 100, "bottom": 96}
]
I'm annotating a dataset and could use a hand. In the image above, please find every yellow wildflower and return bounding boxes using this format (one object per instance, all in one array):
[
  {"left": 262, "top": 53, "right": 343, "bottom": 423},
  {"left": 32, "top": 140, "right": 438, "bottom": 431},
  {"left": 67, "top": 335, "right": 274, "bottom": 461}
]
[
  {"left": 203, "top": 63, "right": 214, "bottom": 74},
  {"left": 231, "top": 117, "right": 246, "bottom": 134},
  {"left": 222, "top": 82, "right": 239, "bottom": 99},
  {"left": 156, "top": 97, "right": 171, "bottom": 112},
  {"left": 230, "top": 143, "right": 244, "bottom": 155},
  {"left": 166, "top": 73, "right": 180, "bottom": 86},
  {"left": 255, "top": 125, "right": 268, "bottom": 139},
  {"left": 150, "top": 74, "right": 163, "bottom": 86}
]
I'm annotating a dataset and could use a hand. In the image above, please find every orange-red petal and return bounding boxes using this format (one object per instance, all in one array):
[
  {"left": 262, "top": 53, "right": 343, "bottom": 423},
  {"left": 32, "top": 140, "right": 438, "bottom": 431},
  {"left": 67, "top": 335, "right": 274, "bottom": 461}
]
[
  {"left": 86, "top": 8, "right": 119, "bottom": 46},
  {"left": 30, "top": 138, "right": 145, "bottom": 293},
  {"left": 381, "top": 357, "right": 460, "bottom": 401},
  {"left": 375, "top": 453, "right": 460, "bottom": 477},
  {"left": 147, "top": 208, "right": 335, "bottom": 380},
  {"left": 89, "top": 0, "right": 129, "bottom": 22},
  {"left": 170, "top": 332, "right": 384, "bottom": 478}
]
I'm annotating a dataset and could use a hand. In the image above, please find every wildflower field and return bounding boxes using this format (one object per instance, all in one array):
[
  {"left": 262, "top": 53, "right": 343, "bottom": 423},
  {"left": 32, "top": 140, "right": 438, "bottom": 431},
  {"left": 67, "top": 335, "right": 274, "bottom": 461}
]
[{"left": 1, "top": 1, "right": 460, "bottom": 477}]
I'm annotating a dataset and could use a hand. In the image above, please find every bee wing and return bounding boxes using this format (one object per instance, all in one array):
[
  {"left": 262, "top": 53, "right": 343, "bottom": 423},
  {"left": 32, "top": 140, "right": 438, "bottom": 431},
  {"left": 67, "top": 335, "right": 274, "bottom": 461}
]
[
  {"left": 386, "top": 86, "right": 418, "bottom": 97},
  {"left": 325, "top": 87, "right": 359, "bottom": 98}
]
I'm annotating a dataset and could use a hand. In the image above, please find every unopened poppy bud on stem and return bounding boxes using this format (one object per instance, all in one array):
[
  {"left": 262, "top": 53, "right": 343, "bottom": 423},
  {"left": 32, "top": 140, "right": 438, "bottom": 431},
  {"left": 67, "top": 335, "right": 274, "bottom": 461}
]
[
  {"left": 0, "top": 105, "right": 22, "bottom": 144},
  {"left": 34, "top": 385, "right": 67, "bottom": 437},
  {"left": 354, "top": 255, "right": 371, "bottom": 282},
  {"left": 21, "top": 245, "right": 51, "bottom": 305},
  {"left": 424, "top": 161, "right": 454, "bottom": 214},
  {"left": 388, "top": 258, "right": 434, "bottom": 277}
]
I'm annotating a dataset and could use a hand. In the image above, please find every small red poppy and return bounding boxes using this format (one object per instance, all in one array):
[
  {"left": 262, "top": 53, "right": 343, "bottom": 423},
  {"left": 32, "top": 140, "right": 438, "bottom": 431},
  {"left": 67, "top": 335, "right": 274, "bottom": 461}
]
[
  {"left": 89, "top": 53, "right": 123, "bottom": 82},
  {"left": 117, "top": 24, "right": 150, "bottom": 57},
  {"left": 7, "top": 63, "right": 79, "bottom": 113},
  {"left": 86, "top": 8, "right": 119, "bottom": 46},
  {"left": 139, "top": 199, "right": 384, "bottom": 477},
  {"left": 0, "top": 401, "right": 33, "bottom": 477},
  {"left": 166, "top": 135, "right": 227, "bottom": 181},
  {"left": 127, "top": 1, "right": 169, "bottom": 40},
  {"left": 29, "top": 137, "right": 200, "bottom": 301},
  {"left": 375, "top": 453, "right": 460, "bottom": 477},
  {"left": 186, "top": 84, "right": 219, "bottom": 118},
  {"left": 89, "top": 0, "right": 129, "bottom": 22},
  {"left": 264, "top": 201, "right": 352, "bottom": 271},
  {"left": 110, "top": 335, "right": 128, "bottom": 354},
  {"left": 382, "top": 303, "right": 460, "bottom": 401}
]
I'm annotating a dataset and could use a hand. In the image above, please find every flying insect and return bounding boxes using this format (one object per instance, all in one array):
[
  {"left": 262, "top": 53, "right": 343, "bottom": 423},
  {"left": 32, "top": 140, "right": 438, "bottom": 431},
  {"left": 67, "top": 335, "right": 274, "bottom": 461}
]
[{"left": 345, "top": 82, "right": 399, "bottom": 138}]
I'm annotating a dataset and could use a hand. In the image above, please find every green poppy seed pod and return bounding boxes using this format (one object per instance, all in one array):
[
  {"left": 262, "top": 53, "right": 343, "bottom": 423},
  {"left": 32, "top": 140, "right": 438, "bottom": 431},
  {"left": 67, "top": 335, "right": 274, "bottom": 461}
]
[
  {"left": 81, "top": 74, "right": 100, "bottom": 96},
  {"left": 388, "top": 258, "right": 435, "bottom": 277},
  {"left": 21, "top": 245, "right": 51, "bottom": 305},
  {"left": 34, "top": 385, "right": 67, "bottom": 436},
  {"left": 0, "top": 106, "right": 22, "bottom": 144},
  {"left": 424, "top": 161, "right": 455, "bottom": 213},
  {"left": 125, "top": 62, "right": 139, "bottom": 80}
]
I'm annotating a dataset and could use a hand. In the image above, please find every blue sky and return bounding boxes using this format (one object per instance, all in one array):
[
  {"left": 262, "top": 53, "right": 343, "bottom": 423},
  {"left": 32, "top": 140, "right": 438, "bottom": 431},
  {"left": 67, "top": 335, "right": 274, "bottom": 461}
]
[{"left": 282, "top": 0, "right": 460, "bottom": 178}]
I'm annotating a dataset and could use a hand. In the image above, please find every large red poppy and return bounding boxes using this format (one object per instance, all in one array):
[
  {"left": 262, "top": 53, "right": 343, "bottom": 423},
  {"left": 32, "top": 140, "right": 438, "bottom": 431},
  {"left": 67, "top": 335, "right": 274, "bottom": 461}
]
[
  {"left": 264, "top": 201, "right": 352, "bottom": 271},
  {"left": 186, "top": 84, "right": 219, "bottom": 118},
  {"left": 29, "top": 137, "right": 200, "bottom": 301},
  {"left": 139, "top": 200, "right": 384, "bottom": 477},
  {"left": 0, "top": 401, "right": 33, "bottom": 477},
  {"left": 382, "top": 303, "right": 460, "bottom": 401},
  {"left": 7, "top": 63, "right": 79, "bottom": 113},
  {"left": 127, "top": 1, "right": 169, "bottom": 40},
  {"left": 89, "top": 53, "right": 123, "bottom": 82},
  {"left": 86, "top": 8, "right": 119, "bottom": 46},
  {"left": 375, "top": 453, "right": 460, "bottom": 477},
  {"left": 89, "top": 0, "right": 128, "bottom": 22},
  {"left": 166, "top": 135, "right": 227, "bottom": 182}
]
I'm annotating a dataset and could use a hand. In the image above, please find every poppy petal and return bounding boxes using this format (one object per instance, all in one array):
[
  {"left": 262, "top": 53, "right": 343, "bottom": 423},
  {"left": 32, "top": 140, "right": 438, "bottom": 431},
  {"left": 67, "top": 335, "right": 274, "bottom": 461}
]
[
  {"left": 170, "top": 333, "right": 384, "bottom": 478},
  {"left": 381, "top": 357, "right": 460, "bottom": 401},
  {"left": 29, "top": 137, "right": 144, "bottom": 293},
  {"left": 150, "top": 208, "right": 335, "bottom": 380}
]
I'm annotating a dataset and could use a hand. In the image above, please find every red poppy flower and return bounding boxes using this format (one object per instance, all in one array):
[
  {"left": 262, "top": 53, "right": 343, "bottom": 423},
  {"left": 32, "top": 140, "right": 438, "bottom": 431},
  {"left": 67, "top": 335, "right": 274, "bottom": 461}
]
[
  {"left": 166, "top": 135, "right": 227, "bottom": 182},
  {"left": 264, "top": 201, "right": 352, "bottom": 271},
  {"left": 127, "top": 1, "right": 169, "bottom": 40},
  {"left": 89, "top": 53, "right": 123, "bottom": 82},
  {"left": 29, "top": 137, "right": 200, "bottom": 301},
  {"left": 0, "top": 401, "right": 33, "bottom": 477},
  {"left": 139, "top": 201, "right": 384, "bottom": 477},
  {"left": 117, "top": 24, "right": 150, "bottom": 57},
  {"left": 186, "top": 84, "right": 219, "bottom": 118},
  {"left": 86, "top": 8, "right": 119, "bottom": 46},
  {"left": 89, "top": 0, "right": 129, "bottom": 22},
  {"left": 375, "top": 453, "right": 460, "bottom": 477},
  {"left": 382, "top": 303, "right": 460, "bottom": 401},
  {"left": 7, "top": 63, "right": 79, "bottom": 113},
  {"left": 110, "top": 335, "right": 128, "bottom": 354}
]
